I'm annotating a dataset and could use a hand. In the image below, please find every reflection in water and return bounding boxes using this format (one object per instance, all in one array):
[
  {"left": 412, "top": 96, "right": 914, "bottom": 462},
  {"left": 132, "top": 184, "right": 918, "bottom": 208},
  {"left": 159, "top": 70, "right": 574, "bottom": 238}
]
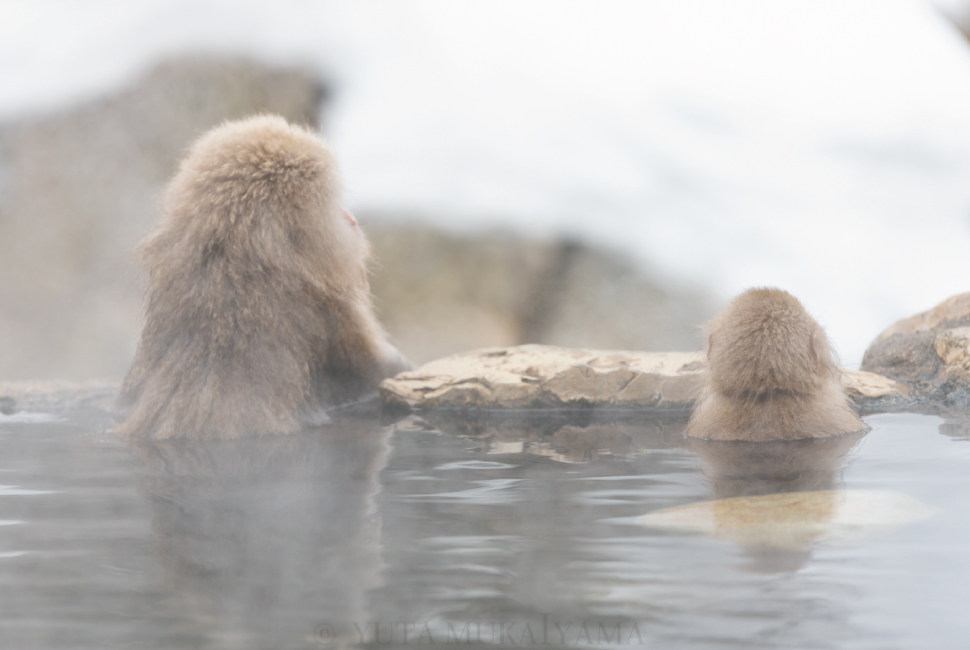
[
  {"left": 641, "top": 432, "right": 936, "bottom": 573},
  {"left": 129, "top": 415, "right": 390, "bottom": 649},
  {"left": 637, "top": 489, "right": 936, "bottom": 571},
  {"left": 677, "top": 432, "right": 865, "bottom": 572},
  {"left": 418, "top": 410, "right": 687, "bottom": 462},
  {"left": 417, "top": 413, "right": 878, "bottom": 572},
  {"left": 0, "top": 408, "right": 964, "bottom": 649},
  {"left": 939, "top": 415, "right": 970, "bottom": 441},
  {"left": 370, "top": 413, "right": 697, "bottom": 642},
  {"left": 375, "top": 414, "right": 876, "bottom": 647},
  {"left": 688, "top": 432, "right": 867, "bottom": 499}
]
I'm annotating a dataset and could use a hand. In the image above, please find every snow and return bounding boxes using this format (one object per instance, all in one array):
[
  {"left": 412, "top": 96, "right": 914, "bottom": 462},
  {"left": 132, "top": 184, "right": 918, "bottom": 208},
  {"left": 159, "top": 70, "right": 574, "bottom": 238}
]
[{"left": 2, "top": 0, "right": 970, "bottom": 365}]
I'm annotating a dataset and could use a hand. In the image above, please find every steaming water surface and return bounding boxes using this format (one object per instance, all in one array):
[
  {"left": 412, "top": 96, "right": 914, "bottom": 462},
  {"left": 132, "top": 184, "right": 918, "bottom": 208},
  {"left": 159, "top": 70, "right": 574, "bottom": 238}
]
[{"left": 0, "top": 408, "right": 968, "bottom": 649}]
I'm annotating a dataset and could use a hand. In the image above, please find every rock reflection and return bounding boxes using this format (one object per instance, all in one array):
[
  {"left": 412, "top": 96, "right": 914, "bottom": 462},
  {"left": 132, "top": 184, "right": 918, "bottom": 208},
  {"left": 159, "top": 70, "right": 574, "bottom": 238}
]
[
  {"left": 938, "top": 415, "right": 970, "bottom": 440},
  {"left": 129, "top": 414, "right": 390, "bottom": 649},
  {"left": 416, "top": 410, "right": 687, "bottom": 462},
  {"left": 375, "top": 411, "right": 691, "bottom": 634}
]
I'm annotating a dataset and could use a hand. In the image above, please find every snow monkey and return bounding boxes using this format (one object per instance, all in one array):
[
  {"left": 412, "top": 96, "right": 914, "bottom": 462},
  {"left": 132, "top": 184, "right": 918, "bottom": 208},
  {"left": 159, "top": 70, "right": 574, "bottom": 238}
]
[
  {"left": 115, "top": 115, "right": 410, "bottom": 440},
  {"left": 686, "top": 288, "right": 866, "bottom": 441}
]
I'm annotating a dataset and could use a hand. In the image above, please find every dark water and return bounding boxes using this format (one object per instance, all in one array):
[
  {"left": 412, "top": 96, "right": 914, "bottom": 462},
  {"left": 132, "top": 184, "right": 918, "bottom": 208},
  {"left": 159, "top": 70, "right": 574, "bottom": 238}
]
[{"left": 0, "top": 406, "right": 968, "bottom": 649}]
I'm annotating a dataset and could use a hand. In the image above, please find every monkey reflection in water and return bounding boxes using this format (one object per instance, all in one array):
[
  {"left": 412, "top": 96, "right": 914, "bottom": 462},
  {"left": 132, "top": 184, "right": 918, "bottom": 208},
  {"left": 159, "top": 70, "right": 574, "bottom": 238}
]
[
  {"left": 115, "top": 115, "right": 410, "bottom": 440},
  {"left": 683, "top": 433, "right": 867, "bottom": 572},
  {"left": 130, "top": 416, "right": 390, "bottom": 648}
]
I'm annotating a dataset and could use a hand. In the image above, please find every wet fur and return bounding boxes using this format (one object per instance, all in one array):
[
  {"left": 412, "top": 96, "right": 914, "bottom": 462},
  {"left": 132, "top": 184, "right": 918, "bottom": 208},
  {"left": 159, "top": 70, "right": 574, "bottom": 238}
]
[
  {"left": 116, "top": 115, "right": 409, "bottom": 439},
  {"left": 687, "top": 288, "right": 866, "bottom": 441}
]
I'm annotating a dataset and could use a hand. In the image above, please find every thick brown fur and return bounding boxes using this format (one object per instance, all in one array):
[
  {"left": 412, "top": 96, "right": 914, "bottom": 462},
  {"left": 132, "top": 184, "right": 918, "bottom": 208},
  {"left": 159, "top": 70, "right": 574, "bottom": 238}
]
[
  {"left": 686, "top": 288, "right": 866, "bottom": 441},
  {"left": 115, "top": 115, "right": 410, "bottom": 440}
]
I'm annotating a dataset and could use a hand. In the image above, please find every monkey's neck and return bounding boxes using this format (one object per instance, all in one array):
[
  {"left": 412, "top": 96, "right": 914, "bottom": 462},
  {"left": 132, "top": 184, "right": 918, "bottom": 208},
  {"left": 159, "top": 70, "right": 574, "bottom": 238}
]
[{"left": 722, "top": 388, "right": 816, "bottom": 404}]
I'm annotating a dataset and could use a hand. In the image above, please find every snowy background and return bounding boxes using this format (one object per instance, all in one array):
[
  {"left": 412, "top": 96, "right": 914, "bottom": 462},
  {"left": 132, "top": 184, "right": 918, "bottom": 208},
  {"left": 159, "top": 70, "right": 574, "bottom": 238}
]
[{"left": 3, "top": 0, "right": 970, "bottom": 367}]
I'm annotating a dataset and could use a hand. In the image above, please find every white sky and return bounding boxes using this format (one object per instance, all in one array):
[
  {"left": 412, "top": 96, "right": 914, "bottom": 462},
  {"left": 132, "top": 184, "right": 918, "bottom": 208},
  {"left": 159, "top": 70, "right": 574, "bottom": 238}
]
[{"left": 2, "top": 0, "right": 970, "bottom": 366}]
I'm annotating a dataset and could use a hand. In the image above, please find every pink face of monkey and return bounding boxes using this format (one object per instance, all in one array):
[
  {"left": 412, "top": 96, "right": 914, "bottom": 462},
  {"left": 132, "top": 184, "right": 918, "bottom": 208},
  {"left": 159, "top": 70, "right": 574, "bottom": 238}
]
[{"left": 342, "top": 208, "right": 359, "bottom": 232}]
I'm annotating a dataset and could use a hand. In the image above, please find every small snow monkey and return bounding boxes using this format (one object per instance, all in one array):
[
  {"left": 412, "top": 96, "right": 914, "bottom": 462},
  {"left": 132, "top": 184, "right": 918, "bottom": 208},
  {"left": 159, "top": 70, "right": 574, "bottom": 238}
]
[
  {"left": 116, "top": 115, "right": 410, "bottom": 439},
  {"left": 686, "top": 288, "right": 866, "bottom": 441}
]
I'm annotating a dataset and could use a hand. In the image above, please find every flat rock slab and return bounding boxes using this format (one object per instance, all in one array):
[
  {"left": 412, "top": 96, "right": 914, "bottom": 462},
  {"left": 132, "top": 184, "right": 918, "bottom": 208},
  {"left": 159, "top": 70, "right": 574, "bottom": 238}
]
[
  {"left": 381, "top": 344, "right": 704, "bottom": 411},
  {"left": 0, "top": 380, "right": 118, "bottom": 413},
  {"left": 381, "top": 344, "right": 913, "bottom": 413}
]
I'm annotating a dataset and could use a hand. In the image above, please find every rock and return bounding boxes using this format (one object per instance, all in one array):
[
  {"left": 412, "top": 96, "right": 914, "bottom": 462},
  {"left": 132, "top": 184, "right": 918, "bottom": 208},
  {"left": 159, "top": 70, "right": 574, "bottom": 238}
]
[
  {"left": 366, "top": 225, "right": 557, "bottom": 364},
  {"left": 366, "top": 222, "right": 717, "bottom": 365},
  {"left": 0, "top": 56, "right": 325, "bottom": 380},
  {"left": 380, "top": 344, "right": 705, "bottom": 412},
  {"left": 860, "top": 332, "right": 941, "bottom": 384},
  {"left": 840, "top": 369, "right": 914, "bottom": 413},
  {"left": 861, "top": 292, "right": 970, "bottom": 405},
  {"left": 871, "top": 293, "right": 970, "bottom": 338},
  {"left": 933, "top": 327, "right": 970, "bottom": 382},
  {"left": 0, "top": 380, "right": 118, "bottom": 412}
]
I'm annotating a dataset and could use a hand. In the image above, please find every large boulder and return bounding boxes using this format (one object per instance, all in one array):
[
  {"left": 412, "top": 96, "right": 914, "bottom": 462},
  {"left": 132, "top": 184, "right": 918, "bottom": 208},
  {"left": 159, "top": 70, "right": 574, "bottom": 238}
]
[
  {"left": 861, "top": 292, "right": 970, "bottom": 404},
  {"left": 366, "top": 222, "right": 717, "bottom": 365}
]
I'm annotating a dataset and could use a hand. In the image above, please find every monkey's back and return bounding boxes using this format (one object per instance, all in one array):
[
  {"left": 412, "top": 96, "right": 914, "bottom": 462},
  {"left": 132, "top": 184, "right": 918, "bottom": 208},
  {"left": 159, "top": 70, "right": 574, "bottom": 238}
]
[
  {"left": 688, "top": 288, "right": 866, "bottom": 441},
  {"left": 687, "top": 383, "right": 865, "bottom": 441},
  {"left": 116, "top": 116, "right": 388, "bottom": 439}
]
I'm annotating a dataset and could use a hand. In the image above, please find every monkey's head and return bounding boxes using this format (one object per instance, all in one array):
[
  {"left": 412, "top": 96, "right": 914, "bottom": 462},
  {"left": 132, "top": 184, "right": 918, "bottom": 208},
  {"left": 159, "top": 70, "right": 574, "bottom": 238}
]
[
  {"left": 706, "top": 288, "right": 836, "bottom": 398},
  {"left": 142, "top": 114, "right": 369, "bottom": 293}
]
